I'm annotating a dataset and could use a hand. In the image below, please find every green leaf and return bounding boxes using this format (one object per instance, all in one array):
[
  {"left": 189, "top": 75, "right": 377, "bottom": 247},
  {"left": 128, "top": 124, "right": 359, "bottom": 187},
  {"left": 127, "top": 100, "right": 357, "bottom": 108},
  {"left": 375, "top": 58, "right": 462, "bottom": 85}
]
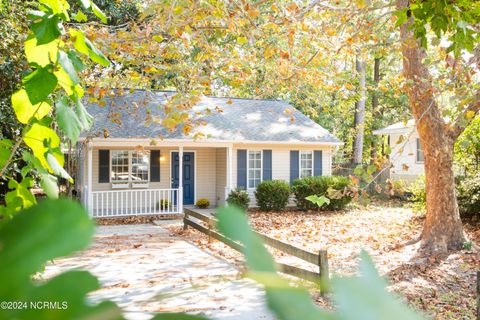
[
  {"left": 0, "top": 199, "right": 125, "bottom": 320},
  {"left": 56, "top": 98, "right": 82, "bottom": 143},
  {"left": 30, "top": 11, "right": 62, "bottom": 45},
  {"left": 11, "top": 89, "right": 52, "bottom": 124},
  {"left": 67, "top": 50, "right": 85, "bottom": 72},
  {"left": 332, "top": 251, "right": 425, "bottom": 320},
  {"left": 153, "top": 35, "right": 164, "bottom": 42},
  {"left": 353, "top": 165, "right": 364, "bottom": 176},
  {"left": 24, "top": 34, "right": 59, "bottom": 67},
  {"left": 74, "top": 10, "right": 88, "bottom": 22},
  {"left": 23, "top": 67, "right": 58, "bottom": 105},
  {"left": 46, "top": 153, "right": 72, "bottom": 182},
  {"left": 91, "top": 2, "right": 108, "bottom": 23},
  {"left": 237, "top": 36, "right": 248, "bottom": 44},
  {"left": 39, "top": 173, "right": 59, "bottom": 198},
  {"left": 75, "top": 98, "right": 94, "bottom": 130},
  {"left": 217, "top": 206, "right": 333, "bottom": 320},
  {"left": 24, "top": 123, "right": 61, "bottom": 170},
  {"left": 22, "top": 270, "right": 123, "bottom": 320},
  {"left": 305, "top": 194, "right": 330, "bottom": 208},
  {"left": 58, "top": 51, "right": 80, "bottom": 84},
  {"left": 217, "top": 206, "right": 276, "bottom": 272},
  {"left": 4, "top": 178, "right": 36, "bottom": 213},
  {"left": 0, "top": 199, "right": 93, "bottom": 294},
  {"left": 0, "top": 139, "right": 13, "bottom": 169},
  {"left": 69, "top": 28, "right": 110, "bottom": 67},
  {"left": 366, "top": 164, "right": 376, "bottom": 175},
  {"left": 38, "top": 0, "right": 70, "bottom": 19}
]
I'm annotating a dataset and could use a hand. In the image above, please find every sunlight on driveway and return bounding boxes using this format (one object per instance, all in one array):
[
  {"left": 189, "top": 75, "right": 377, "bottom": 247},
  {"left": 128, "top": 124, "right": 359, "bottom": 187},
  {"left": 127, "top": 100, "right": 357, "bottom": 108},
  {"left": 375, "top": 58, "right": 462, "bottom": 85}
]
[{"left": 43, "top": 224, "right": 274, "bottom": 320}]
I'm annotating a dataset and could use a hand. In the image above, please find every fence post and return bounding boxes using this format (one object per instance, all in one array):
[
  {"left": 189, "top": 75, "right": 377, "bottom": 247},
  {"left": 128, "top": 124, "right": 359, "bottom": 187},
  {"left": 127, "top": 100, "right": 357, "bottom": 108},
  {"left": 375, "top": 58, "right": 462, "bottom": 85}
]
[
  {"left": 207, "top": 218, "right": 215, "bottom": 243},
  {"left": 183, "top": 210, "right": 188, "bottom": 230},
  {"left": 319, "top": 250, "right": 329, "bottom": 295}
]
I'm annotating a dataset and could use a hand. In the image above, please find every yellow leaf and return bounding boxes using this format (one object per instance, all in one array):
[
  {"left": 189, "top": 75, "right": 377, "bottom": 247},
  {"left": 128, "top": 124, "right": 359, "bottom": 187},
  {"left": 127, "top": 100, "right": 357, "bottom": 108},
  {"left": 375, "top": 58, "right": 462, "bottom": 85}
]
[{"left": 237, "top": 36, "right": 248, "bottom": 44}]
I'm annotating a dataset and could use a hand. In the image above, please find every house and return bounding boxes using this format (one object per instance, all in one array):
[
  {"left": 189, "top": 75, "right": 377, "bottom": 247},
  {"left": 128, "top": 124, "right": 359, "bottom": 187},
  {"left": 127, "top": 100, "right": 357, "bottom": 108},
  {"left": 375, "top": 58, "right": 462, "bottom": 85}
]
[
  {"left": 373, "top": 119, "right": 424, "bottom": 183},
  {"left": 76, "top": 90, "right": 342, "bottom": 217}
]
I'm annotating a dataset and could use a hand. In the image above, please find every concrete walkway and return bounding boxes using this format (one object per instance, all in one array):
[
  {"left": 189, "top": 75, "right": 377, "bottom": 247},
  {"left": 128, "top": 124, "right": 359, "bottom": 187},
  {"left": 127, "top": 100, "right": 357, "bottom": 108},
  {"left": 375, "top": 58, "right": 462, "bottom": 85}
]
[{"left": 43, "top": 224, "right": 274, "bottom": 320}]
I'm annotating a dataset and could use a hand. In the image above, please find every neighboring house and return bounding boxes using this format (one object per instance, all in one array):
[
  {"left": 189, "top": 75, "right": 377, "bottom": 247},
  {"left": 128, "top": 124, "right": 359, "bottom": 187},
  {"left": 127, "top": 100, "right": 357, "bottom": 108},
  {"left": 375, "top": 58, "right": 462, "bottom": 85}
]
[
  {"left": 76, "top": 90, "right": 342, "bottom": 217},
  {"left": 373, "top": 119, "right": 424, "bottom": 183}
]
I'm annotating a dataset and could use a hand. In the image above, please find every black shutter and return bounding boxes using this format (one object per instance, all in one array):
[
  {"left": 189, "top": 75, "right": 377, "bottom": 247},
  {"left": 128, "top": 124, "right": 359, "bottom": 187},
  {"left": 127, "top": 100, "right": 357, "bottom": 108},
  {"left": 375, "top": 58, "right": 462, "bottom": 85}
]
[
  {"left": 314, "top": 150, "right": 323, "bottom": 176},
  {"left": 290, "top": 150, "right": 299, "bottom": 184},
  {"left": 98, "top": 150, "right": 110, "bottom": 183},
  {"left": 263, "top": 150, "right": 272, "bottom": 181},
  {"left": 150, "top": 150, "right": 160, "bottom": 182},
  {"left": 237, "top": 149, "right": 247, "bottom": 189}
]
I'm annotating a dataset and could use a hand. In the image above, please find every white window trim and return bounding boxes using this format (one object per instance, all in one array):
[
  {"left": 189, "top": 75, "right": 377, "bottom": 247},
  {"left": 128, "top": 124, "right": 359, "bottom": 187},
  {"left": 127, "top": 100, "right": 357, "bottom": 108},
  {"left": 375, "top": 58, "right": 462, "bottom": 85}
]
[
  {"left": 247, "top": 150, "right": 263, "bottom": 190},
  {"left": 416, "top": 138, "right": 424, "bottom": 163},
  {"left": 299, "top": 150, "right": 314, "bottom": 178},
  {"left": 110, "top": 150, "right": 150, "bottom": 188}
]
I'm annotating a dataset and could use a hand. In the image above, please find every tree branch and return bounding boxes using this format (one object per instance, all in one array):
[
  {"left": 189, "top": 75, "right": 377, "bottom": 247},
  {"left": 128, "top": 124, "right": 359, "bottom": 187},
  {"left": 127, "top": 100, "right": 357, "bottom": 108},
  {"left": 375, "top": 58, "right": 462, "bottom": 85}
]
[{"left": 448, "top": 89, "right": 480, "bottom": 139}]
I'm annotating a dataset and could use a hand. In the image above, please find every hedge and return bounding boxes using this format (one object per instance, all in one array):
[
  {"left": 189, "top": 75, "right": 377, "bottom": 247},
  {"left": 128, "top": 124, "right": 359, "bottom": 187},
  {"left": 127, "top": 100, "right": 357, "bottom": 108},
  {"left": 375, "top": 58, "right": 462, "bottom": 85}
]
[
  {"left": 292, "top": 175, "right": 352, "bottom": 211},
  {"left": 254, "top": 180, "right": 290, "bottom": 211}
]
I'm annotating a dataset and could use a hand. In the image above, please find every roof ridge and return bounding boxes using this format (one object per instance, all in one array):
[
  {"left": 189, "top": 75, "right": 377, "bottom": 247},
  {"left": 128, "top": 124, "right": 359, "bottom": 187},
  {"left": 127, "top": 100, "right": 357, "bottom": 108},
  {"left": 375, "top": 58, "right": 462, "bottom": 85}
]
[{"left": 92, "top": 87, "right": 286, "bottom": 103}]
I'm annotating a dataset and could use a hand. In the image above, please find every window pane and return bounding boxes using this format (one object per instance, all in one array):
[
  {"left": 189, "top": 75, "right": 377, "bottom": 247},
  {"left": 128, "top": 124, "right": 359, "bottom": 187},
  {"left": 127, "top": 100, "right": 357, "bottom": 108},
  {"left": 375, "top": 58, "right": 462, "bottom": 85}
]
[
  {"left": 131, "top": 151, "right": 149, "bottom": 181},
  {"left": 416, "top": 139, "right": 424, "bottom": 162},
  {"left": 299, "top": 151, "right": 313, "bottom": 177},
  {"left": 248, "top": 151, "right": 262, "bottom": 188},
  {"left": 111, "top": 151, "right": 129, "bottom": 182}
]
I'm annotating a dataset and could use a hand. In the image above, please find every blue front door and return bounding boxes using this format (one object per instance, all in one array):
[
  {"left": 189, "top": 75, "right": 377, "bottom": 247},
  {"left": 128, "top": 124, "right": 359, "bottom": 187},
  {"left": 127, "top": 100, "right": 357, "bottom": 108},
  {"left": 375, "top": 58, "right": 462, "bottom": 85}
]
[{"left": 171, "top": 152, "right": 195, "bottom": 205}]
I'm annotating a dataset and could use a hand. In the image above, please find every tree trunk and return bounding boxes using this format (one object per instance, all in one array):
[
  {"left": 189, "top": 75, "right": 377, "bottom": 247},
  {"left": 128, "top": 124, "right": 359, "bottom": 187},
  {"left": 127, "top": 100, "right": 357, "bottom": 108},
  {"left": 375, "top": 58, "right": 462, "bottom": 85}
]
[
  {"left": 396, "top": 0, "right": 467, "bottom": 253},
  {"left": 352, "top": 55, "right": 366, "bottom": 164},
  {"left": 370, "top": 57, "right": 381, "bottom": 162}
]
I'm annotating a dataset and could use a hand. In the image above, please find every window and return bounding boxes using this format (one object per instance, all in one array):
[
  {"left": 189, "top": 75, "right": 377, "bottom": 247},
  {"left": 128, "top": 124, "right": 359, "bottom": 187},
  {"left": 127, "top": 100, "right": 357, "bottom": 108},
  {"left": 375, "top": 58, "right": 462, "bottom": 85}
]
[
  {"left": 416, "top": 138, "right": 424, "bottom": 162},
  {"left": 111, "top": 150, "right": 150, "bottom": 184},
  {"left": 248, "top": 150, "right": 262, "bottom": 188},
  {"left": 300, "top": 151, "right": 313, "bottom": 178},
  {"left": 131, "top": 151, "right": 149, "bottom": 182},
  {"left": 111, "top": 151, "right": 129, "bottom": 182}
]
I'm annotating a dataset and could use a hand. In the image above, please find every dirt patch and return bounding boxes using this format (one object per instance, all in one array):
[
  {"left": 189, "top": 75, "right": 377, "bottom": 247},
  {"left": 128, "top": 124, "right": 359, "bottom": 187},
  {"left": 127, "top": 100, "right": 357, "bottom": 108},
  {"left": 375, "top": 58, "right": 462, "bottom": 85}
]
[{"left": 165, "top": 201, "right": 480, "bottom": 319}]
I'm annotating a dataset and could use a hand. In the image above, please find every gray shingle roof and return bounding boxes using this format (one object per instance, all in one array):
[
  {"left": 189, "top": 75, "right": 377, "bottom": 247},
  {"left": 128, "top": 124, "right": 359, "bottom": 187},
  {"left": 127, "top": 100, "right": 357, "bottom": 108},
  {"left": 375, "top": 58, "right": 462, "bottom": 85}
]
[{"left": 83, "top": 90, "right": 341, "bottom": 144}]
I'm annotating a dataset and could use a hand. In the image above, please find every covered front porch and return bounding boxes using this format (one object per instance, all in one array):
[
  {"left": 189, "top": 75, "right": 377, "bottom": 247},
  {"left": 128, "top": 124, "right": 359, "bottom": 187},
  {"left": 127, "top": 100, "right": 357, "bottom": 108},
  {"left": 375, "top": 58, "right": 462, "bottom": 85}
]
[{"left": 80, "top": 140, "right": 234, "bottom": 217}]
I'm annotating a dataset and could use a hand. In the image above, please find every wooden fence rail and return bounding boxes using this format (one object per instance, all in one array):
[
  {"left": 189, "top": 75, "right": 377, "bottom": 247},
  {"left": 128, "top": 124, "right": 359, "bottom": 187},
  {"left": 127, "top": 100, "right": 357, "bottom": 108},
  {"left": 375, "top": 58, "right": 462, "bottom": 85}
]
[{"left": 184, "top": 209, "right": 329, "bottom": 293}]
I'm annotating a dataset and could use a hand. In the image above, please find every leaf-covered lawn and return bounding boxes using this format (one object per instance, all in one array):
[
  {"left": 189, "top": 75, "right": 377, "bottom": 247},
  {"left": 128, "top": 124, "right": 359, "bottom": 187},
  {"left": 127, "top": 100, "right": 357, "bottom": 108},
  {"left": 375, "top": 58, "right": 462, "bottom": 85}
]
[{"left": 166, "top": 201, "right": 480, "bottom": 319}]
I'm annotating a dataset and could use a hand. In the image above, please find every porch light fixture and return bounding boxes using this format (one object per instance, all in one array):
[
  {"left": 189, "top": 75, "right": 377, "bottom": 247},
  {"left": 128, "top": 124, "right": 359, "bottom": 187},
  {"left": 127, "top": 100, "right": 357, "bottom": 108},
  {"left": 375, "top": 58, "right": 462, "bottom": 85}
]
[{"left": 160, "top": 156, "right": 165, "bottom": 162}]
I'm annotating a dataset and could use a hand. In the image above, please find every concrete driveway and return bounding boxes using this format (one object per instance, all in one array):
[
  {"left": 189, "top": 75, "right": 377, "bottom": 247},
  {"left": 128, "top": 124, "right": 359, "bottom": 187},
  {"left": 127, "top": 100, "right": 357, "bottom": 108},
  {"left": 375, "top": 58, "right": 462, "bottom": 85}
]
[{"left": 43, "top": 223, "right": 274, "bottom": 320}]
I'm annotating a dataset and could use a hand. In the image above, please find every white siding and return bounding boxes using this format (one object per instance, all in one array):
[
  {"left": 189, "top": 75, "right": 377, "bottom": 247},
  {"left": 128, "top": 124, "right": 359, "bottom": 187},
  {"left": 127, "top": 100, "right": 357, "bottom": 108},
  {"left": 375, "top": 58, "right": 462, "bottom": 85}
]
[
  {"left": 232, "top": 144, "right": 335, "bottom": 207},
  {"left": 83, "top": 143, "right": 335, "bottom": 209},
  {"left": 89, "top": 146, "right": 219, "bottom": 206},
  {"left": 389, "top": 132, "right": 424, "bottom": 182}
]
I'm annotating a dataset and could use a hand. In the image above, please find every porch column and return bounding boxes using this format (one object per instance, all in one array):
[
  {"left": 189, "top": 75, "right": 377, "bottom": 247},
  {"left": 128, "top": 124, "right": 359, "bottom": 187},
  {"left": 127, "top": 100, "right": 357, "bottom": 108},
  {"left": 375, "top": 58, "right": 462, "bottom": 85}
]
[
  {"left": 225, "top": 145, "right": 233, "bottom": 201},
  {"left": 87, "top": 141, "right": 93, "bottom": 214},
  {"left": 179, "top": 146, "right": 183, "bottom": 212}
]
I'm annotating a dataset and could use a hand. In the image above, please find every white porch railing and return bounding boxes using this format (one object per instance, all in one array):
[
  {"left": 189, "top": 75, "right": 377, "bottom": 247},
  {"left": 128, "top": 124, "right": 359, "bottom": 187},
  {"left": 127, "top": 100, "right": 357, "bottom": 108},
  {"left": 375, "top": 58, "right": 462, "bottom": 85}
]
[{"left": 89, "top": 188, "right": 180, "bottom": 217}]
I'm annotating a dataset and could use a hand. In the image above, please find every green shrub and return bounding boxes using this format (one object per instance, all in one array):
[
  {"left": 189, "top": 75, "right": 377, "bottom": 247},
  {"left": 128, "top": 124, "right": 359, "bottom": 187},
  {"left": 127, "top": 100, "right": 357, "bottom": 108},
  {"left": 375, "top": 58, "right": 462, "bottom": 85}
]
[
  {"left": 292, "top": 175, "right": 352, "bottom": 211},
  {"left": 254, "top": 180, "right": 290, "bottom": 211},
  {"left": 226, "top": 188, "right": 250, "bottom": 211},
  {"left": 409, "top": 175, "right": 480, "bottom": 219},
  {"left": 195, "top": 198, "right": 210, "bottom": 209},
  {"left": 457, "top": 175, "right": 480, "bottom": 218},
  {"left": 408, "top": 176, "right": 426, "bottom": 212}
]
